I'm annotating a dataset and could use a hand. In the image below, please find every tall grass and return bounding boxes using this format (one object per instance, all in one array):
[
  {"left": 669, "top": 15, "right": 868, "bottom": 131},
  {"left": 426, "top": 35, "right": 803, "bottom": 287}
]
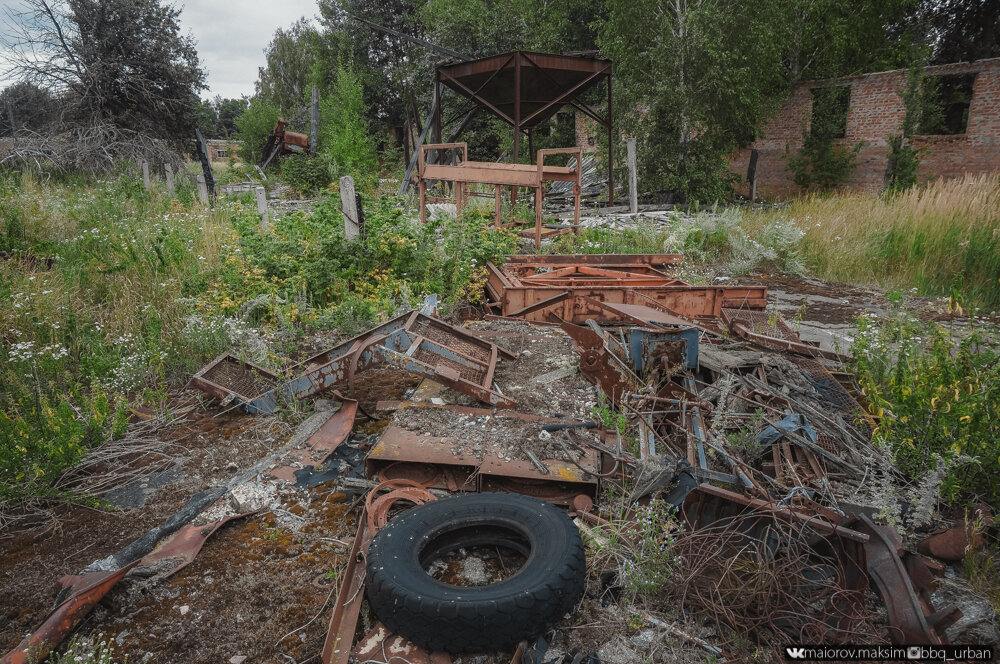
[
  {"left": 1, "top": 171, "right": 251, "bottom": 505},
  {"left": 745, "top": 174, "right": 1000, "bottom": 308}
]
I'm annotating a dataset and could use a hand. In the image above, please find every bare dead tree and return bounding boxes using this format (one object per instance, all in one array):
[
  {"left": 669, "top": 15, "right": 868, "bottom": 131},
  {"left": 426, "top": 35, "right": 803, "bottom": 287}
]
[{"left": 1, "top": 0, "right": 206, "bottom": 171}]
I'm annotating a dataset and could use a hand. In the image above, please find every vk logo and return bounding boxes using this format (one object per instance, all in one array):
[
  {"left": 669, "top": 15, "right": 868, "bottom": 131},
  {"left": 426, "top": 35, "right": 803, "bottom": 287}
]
[{"left": 786, "top": 647, "right": 807, "bottom": 659}]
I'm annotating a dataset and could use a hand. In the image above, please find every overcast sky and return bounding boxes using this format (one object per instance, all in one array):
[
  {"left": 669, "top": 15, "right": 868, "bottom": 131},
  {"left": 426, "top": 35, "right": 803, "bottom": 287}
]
[{"left": 179, "top": 0, "right": 319, "bottom": 100}]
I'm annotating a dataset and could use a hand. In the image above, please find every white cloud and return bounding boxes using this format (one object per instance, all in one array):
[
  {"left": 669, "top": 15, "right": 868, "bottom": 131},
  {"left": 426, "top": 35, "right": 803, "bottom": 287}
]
[{"left": 178, "top": 0, "right": 320, "bottom": 99}]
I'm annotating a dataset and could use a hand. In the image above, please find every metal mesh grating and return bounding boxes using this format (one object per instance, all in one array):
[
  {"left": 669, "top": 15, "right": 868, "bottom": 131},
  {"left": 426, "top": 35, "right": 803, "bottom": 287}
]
[
  {"left": 412, "top": 348, "right": 486, "bottom": 383},
  {"left": 722, "top": 308, "right": 799, "bottom": 342},
  {"left": 200, "top": 357, "right": 277, "bottom": 399},
  {"left": 410, "top": 319, "right": 491, "bottom": 363}
]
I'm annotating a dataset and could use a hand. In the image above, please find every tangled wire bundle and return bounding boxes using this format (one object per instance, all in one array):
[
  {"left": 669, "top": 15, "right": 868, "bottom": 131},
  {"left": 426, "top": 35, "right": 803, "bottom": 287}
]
[{"left": 673, "top": 512, "right": 886, "bottom": 654}]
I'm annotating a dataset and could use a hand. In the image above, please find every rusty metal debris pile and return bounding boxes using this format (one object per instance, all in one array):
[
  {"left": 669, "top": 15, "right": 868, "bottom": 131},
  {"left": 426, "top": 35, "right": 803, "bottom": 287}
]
[{"left": 8, "top": 252, "right": 995, "bottom": 664}]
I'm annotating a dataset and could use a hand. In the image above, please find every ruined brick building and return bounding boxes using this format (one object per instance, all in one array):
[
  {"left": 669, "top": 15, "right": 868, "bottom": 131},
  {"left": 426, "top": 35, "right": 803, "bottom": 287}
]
[{"left": 731, "top": 58, "right": 1000, "bottom": 197}]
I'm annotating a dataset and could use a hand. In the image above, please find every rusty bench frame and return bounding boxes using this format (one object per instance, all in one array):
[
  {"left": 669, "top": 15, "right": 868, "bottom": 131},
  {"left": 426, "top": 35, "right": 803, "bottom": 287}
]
[{"left": 417, "top": 142, "right": 582, "bottom": 249}]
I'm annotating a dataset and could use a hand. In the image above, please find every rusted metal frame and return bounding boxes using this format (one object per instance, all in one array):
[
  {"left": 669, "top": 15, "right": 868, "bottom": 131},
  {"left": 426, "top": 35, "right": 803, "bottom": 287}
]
[
  {"left": 505, "top": 290, "right": 571, "bottom": 318},
  {"left": 414, "top": 336, "right": 490, "bottom": 373},
  {"left": 321, "top": 507, "right": 375, "bottom": 664},
  {"left": 245, "top": 312, "right": 514, "bottom": 412},
  {"left": 689, "top": 484, "right": 870, "bottom": 542},
  {"left": 443, "top": 53, "right": 515, "bottom": 114},
  {"left": 379, "top": 345, "right": 515, "bottom": 408},
  {"left": 520, "top": 69, "right": 607, "bottom": 128},
  {"left": 439, "top": 50, "right": 611, "bottom": 78},
  {"left": 730, "top": 321, "right": 846, "bottom": 362},
  {"left": 504, "top": 254, "right": 684, "bottom": 267},
  {"left": 189, "top": 353, "right": 280, "bottom": 401},
  {"left": 246, "top": 337, "right": 390, "bottom": 414},
  {"left": 518, "top": 52, "right": 610, "bottom": 125}
]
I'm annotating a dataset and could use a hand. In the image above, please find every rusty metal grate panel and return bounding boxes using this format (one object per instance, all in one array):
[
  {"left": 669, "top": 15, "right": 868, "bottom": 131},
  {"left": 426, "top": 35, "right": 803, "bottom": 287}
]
[
  {"left": 198, "top": 356, "right": 277, "bottom": 400},
  {"left": 793, "top": 357, "right": 865, "bottom": 418},
  {"left": 412, "top": 348, "right": 486, "bottom": 383},
  {"left": 722, "top": 308, "right": 798, "bottom": 342},
  {"left": 409, "top": 318, "right": 491, "bottom": 363}
]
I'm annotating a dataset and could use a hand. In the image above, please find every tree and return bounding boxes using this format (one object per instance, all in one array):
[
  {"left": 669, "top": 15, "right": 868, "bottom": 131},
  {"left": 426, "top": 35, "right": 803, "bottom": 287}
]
[
  {"left": 0, "top": 81, "right": 60, "bottom": 134},
  {"left": 214, "top": 97, "right": 248, "bottom": 138},
  {"left": 319, "top": 64, "right": 378, "bottom": 176},
  {"left": 599, "top": 0, "right": 788, "bottom": 202},
  {"left": 256, "top": 19, "right": 325, "bottom": 113},
  {"left": 920, "top": 0, "right": 1000, "bottom": 64},
  {"left": 2, "top": 0, "right": 206, "bottom": 140}
]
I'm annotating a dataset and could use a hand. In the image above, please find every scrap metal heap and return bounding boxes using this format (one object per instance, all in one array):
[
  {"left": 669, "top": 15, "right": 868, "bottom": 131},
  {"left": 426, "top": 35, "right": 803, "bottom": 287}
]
[
  {"left": 182, "top": 252, "right": 969, "bottom": 656},
  {"left": 11, "top": 253, "right": 979, "bottom": 664}
]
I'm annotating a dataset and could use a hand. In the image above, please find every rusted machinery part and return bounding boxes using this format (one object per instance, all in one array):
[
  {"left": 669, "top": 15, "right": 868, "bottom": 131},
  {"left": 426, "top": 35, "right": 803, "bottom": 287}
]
[
  {"left": 346, "top": 333, "right": 388, "bottom": 397},
  {"left": 917, "top": 522, "right": 986, "bottom": 562},
  {"left": 851, "top": 514, "right": 962, "bottom": 644},
  {"left": 364, "top": 479, "right": 438, "bottom": 535},
  {"left": 378, "top": 461, "right": 443, "bottom": 488}
]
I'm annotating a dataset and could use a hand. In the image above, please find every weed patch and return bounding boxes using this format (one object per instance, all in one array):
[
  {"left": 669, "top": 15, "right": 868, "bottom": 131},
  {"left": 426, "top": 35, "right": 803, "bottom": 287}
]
[{"left": 852, "top": 312, "right": 1000, "bottom": 510}]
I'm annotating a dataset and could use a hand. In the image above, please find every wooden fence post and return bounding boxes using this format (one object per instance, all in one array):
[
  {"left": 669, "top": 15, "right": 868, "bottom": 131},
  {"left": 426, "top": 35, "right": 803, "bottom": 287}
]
[
  {"left": 141, "top": 160, "right": 150, "bottom": 190},
  {"left": 196, "top": 175, "right": 208, "bottom": 204},
  {"left": 164, "top": 164, "right": 175, "bottom": 198}
]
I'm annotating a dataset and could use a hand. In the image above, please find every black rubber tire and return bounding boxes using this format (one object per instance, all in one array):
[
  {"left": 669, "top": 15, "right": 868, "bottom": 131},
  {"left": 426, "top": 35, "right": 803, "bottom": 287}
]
[{"left": 365, "top": 492, "right": 586, "bottom": 653}]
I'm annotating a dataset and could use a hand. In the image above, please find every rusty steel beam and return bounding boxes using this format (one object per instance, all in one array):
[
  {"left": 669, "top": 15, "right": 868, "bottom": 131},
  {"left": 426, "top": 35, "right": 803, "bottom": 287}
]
[
  {"left": 2, "top": 514, "right": 248, "bottom": 664},
  {"left": 321, "top": 508, "right": 375, "bottom": 664},
  {"left": 851, "top": 515, "right": 961, "bottom": 644},
  {"left": 486, "top": 258, "right": 767, "bottom": 323}
]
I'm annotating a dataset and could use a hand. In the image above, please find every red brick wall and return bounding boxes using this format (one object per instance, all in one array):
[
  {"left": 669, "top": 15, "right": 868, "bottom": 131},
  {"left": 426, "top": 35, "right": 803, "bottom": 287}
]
[
  {"left": 731, "top": 58, "right": 1000, "bottom": 197},
  {"left": 575, "top": 114, "right": 600, "bottom": 153}
]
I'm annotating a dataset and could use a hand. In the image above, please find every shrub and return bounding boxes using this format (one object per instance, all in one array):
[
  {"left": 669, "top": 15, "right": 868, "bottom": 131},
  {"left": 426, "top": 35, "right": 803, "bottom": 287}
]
[
  {"left": 852, "top": 313, "right": 1000, "bottom": 510},
  {"left": 235, "top": 97, "right": 281, "bottom": 165}
]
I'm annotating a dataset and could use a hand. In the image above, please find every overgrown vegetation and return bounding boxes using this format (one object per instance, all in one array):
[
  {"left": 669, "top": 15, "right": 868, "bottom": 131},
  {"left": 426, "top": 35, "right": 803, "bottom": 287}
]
[
  {"left": 852, "top": 312, "right": 1000, "bottom": 510},
  {"left": 788, "top": 86, "right": 862, "bottom": 191},
  {"left": 744, "top": 173, "right": 1000, "bottom": 308},
  {"left": 0, "top": 169, "right": 516, "bottom": 509},
  {"left": 885, "top": 63, "right": 930, "bottom": 192}
]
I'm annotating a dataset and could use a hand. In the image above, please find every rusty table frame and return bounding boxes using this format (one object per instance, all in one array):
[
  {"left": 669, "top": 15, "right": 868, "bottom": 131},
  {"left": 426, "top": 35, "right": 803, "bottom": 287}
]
[
  {"left": 417, "top": 142, "right": 583, "bottom": 249},
  {"left": 486, "top": 256, "right": 768, "bottom": 323}
]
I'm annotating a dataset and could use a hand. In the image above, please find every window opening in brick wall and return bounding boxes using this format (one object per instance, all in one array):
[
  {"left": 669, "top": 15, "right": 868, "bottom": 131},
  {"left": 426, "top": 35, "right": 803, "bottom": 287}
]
[
  {"left": 216, "top": 149, "right": 227, "bottom": 158},
  {"left": 809, "top": 86, "right": 851, "bottom": 140},
  {"left": 917, "top": 73, "right": 976, "bottom": 135}
]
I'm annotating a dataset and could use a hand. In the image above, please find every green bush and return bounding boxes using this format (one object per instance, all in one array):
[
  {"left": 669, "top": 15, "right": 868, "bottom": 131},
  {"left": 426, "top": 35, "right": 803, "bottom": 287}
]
[
  {"left": 318, "top": 65, "right": 378, "bottom": 178},
  {"left": 278, "top": 154, "right": 333, "bottom": 196},
  {"left": 235, "top": 97, "right": 282, "bottom": 165},
  {"left": 852, "top": 313, "right": 1000, "bottom": 510}
]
